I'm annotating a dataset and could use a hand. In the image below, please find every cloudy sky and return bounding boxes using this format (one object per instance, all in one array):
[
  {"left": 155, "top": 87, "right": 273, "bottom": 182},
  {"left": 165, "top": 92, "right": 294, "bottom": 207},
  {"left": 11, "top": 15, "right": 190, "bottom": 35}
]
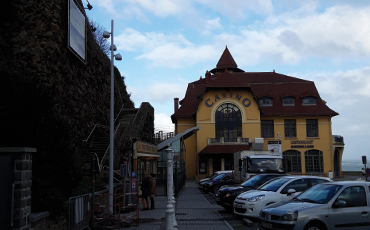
[{"left": 85, "top": 0, "right": 370, "bottom": 160}]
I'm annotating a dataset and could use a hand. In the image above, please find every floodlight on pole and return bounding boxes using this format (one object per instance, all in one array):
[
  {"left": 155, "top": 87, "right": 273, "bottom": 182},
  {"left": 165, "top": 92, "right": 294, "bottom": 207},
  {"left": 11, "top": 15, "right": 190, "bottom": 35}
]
[{"left": 103, "top": 19, "right": 122, "bottom": 213}]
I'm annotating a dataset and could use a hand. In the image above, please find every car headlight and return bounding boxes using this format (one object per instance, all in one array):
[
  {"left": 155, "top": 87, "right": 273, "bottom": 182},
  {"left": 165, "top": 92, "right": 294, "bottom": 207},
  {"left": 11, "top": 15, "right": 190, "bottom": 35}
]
[
  {"left": 246, "top": 195, "right": 265, "bottom": 202},
  {"left": 225, "top": 193, "right": 230, "bottom": 198},
  {"left": 280, "top": 211, "right": 298, "bottom": 221}
]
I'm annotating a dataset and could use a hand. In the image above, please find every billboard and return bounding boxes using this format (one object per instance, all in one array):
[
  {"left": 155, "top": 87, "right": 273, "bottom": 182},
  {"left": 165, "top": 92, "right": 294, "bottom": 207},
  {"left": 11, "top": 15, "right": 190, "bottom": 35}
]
[{"left": 68, "top": 0, "right": 86, "bottom": 62}]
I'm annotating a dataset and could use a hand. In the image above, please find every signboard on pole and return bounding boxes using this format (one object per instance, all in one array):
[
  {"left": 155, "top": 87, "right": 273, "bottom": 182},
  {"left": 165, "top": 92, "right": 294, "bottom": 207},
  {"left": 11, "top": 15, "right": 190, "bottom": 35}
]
[
  {"left": 268, "top": 140, "right": 282, "bottom": 154},
  {"left": 68, "top": 0, "right": 86, "bottom": 63}
]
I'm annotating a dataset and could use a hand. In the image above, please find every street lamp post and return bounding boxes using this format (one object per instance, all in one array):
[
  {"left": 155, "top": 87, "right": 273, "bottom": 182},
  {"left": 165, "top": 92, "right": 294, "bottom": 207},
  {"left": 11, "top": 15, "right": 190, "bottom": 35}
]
[
  {"left": 103, "top": 19, "right": 122, "bottom": 213},
  {"left": 165, "top": 146, "right": 177, "bottom": 230}
]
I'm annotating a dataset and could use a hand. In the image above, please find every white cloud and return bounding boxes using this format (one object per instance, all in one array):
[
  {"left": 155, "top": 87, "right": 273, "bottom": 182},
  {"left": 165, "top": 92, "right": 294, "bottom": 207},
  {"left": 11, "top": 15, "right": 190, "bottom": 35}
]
[
  {"left": 155, "top": 113, "right": 174, "bottom": 133},
  {"left": 127, "top": 79, "right": 188, "bottom": 104},
  {"left": 202, "top": 18, "right": 223, "bottom": 35},
  {"left": 196, "top": 0, "right": 274, "bottom": 20},
  {"left": 115, "top": 29, "right": 191, "bottom": 52}
]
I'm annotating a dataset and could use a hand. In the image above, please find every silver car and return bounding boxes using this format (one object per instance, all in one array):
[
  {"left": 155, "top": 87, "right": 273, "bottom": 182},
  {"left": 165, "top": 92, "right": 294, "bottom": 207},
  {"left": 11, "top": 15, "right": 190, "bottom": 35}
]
[{"left": 259, "top": 181, "right": 370, "bottom": 230}]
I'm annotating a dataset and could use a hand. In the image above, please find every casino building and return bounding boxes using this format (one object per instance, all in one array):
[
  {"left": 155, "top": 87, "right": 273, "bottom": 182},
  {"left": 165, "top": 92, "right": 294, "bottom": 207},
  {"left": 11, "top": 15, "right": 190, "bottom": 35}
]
[{"left": 171, "top": 47, "right": 345, "bottom": 180}]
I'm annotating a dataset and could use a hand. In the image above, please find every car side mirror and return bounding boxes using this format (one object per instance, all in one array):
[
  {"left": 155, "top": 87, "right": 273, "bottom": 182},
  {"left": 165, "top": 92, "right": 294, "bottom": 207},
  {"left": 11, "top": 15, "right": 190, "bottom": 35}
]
[
  {"left": 287, "top": 188, "right": 296, "bottom": 195},
  {"left": 333, "top": 200, "right": 346, "bottom": 208}
]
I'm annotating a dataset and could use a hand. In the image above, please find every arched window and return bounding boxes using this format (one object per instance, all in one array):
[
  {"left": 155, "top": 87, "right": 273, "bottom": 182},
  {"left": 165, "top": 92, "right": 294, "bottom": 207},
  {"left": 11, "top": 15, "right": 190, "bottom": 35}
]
[
  {"left": 259, "top": 97, "right": 273, "bottom": 106},
  {"left": 282, "top": 96, "right": 295, "bottom": 106},
  {"left": 283, "top": 150, "right": 301, "bottom": 173},
  {"left": 302, "top": 96, "right": 316, "bottom": 105},
  {"left": 305, "top": 149, "right": 323, "bottom": 173},
  {"left": 215, "top": 103, "right": 242, "bottom": 140}
]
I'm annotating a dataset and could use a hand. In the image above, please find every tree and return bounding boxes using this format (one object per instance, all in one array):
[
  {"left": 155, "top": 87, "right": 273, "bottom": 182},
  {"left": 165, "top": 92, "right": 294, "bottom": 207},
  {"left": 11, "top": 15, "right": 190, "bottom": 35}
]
[{"left": 89, "top": 20, "right": 110, "bottom": 56}]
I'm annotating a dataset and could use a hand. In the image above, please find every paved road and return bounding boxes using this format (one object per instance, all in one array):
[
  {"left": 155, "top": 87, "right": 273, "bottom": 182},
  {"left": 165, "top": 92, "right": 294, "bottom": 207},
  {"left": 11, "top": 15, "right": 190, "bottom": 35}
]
[{"left": 200, "top": 190, "right": 259, "bottom": 229}]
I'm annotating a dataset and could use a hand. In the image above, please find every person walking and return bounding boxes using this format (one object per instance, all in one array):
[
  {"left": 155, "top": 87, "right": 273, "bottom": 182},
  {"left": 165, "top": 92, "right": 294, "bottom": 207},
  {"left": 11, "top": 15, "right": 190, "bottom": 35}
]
[
  {"left": 150, "top": 173, "right": 156, "bottom": 210},
  {"left": 140, "top": 174, "right": 151, "bottom": 210}
]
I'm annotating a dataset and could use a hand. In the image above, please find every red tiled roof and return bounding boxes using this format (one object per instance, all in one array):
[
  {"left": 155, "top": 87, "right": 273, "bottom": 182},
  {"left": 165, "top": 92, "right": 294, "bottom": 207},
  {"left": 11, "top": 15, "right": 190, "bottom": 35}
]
[
  {"left": 171, "top": 71, "right": 338, "bottom": 121},
  {"left": 216, "top": 46, "right": 237, "bottom": 69},
  {"left": 199, "top": 145, "right": 250, "bottom": 154},
  {"left": 171, "top": 50, "right": 338, "bottom": 122},
  {"left": 210, "top": 47, "right": 244, "bottom": 73}
]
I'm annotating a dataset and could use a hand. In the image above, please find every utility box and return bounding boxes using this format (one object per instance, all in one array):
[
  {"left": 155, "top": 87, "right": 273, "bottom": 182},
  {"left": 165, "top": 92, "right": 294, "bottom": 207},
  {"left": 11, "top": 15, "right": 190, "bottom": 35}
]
[
  {"left": 327, "top": 171, "right": 334, "bottom": 179},
  {"left": 252, "top": 138, "right": 264, "bottom": 150}
]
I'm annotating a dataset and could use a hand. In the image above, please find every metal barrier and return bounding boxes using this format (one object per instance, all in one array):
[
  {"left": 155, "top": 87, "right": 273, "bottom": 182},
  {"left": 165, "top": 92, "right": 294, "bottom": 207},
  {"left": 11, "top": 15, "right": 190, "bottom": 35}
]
[{"left": 68, "top": 194, "right": 90, "bottom": 230}]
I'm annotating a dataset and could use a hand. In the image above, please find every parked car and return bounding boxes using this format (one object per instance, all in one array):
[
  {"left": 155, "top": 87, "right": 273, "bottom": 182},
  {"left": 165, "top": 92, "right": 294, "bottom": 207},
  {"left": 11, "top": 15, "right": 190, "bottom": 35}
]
[
  {"left": 259, "top": 181, "right": 370, "bottom": 230},
  {"left": 198, "top": 170, "right": 232, "bottom": 189},
  {"left": 202, "top": 172, "right": 234, "bottom": 194},
  {"left": 216, "top": 174, "right": 283, "bottom": 211},
  {"left": 233, "top": 175, "right": 332, "bottom": 219}
]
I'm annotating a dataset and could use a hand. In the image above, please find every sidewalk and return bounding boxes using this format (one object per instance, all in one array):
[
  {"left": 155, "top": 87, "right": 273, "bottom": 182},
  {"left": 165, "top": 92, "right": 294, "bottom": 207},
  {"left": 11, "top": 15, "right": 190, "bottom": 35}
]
[{"left": 121, "top": 180, "right": 232, "bottom": 230}]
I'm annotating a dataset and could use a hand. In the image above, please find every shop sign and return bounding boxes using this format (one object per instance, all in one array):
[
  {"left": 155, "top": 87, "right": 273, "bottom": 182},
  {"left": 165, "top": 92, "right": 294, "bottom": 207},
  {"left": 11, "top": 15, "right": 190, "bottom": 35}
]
[
  {"left": 268, "top": 140, "right": 281, "bottom": 154},
  {"left": 291, "top": 140, "right": 314, "bottom": 148},
  {"left": 137, "top": 141, "right": 157, "bottom": 154},
  {"left": 205, "top": 92, "right": 251, "bottom": 107}
]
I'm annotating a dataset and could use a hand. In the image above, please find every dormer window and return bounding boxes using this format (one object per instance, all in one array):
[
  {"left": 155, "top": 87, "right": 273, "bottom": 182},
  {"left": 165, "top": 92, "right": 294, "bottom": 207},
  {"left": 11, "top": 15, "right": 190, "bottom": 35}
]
[
  {"left": 302, "top": 96, "right": 316, "bottom": 105},
  {"left": 282, "top": 96, "right": 295, "bottom": 106},
  {"left": 259, "top": 97, "right": 273, "bottom": 106}
]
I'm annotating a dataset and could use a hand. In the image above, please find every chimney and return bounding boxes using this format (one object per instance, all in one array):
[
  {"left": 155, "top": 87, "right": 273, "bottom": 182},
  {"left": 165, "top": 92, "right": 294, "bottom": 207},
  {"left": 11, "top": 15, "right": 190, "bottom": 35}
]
[
  {"left": 205, "top": 70, "right": 211, "bottom": 83},
  {"left": 174, "top": 98, "right": 179, "bottom": 113}
]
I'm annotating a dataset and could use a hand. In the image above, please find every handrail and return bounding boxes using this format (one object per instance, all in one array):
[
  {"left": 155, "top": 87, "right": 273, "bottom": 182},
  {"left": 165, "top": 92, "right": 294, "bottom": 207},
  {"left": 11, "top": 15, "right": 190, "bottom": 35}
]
[
  {"left": 83, "top": 123, "right": 98, "bottom": 143},
  {"left": 99, "top": 104, "right": 125, "bottom": 167}
]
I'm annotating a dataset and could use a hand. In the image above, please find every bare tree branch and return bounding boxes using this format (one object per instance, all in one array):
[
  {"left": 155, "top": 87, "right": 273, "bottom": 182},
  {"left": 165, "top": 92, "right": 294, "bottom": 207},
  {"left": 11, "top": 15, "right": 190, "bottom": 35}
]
[{"left": 89, "top": 20, "right": 110, "bottom": 56}]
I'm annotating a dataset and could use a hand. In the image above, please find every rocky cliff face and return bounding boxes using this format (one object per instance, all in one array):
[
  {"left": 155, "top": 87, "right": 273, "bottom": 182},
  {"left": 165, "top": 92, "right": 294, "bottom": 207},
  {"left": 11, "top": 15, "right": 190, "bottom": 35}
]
[
  {"left": 2, "top": 0, "right": 133, "bottom": 145},
  {"left": 0, "top": 0, "right": 134, "bottom": 214}
]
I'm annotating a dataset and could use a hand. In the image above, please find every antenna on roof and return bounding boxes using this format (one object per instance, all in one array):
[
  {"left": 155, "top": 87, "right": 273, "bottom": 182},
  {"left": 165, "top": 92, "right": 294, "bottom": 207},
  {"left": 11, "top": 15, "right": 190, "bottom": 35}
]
[{"left": 273, "top": 69, "right": 275, "bottom": 73}]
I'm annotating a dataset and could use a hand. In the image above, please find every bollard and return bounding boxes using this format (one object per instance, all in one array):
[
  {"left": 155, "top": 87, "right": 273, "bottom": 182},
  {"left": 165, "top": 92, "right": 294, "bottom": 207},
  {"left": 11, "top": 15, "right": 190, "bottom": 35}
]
[{"left": 166, "top": 146, "right": 177, "bottom": 230}]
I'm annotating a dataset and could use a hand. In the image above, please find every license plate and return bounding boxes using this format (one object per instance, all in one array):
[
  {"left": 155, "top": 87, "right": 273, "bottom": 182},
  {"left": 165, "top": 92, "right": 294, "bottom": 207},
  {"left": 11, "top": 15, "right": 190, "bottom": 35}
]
[
  {"left": 261, "top": 221, "right": 272, "bottom": 228},
  {"left": 235, "top": 203, "right": 242, "bottom": 208}
]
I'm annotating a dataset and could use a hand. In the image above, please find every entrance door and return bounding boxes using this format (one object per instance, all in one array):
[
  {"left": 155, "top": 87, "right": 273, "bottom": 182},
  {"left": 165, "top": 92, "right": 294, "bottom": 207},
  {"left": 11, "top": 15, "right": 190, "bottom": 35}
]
[
  {"left": 213, "top": 157, "right": 221, "bottom": 172},
  {"left": 0, "top": 154, "right": 14, "bottom": 230}
]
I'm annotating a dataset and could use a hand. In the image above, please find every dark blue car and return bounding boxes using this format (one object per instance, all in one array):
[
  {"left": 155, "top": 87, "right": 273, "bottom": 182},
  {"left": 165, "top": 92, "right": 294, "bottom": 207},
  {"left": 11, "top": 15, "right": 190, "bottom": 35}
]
[
  {"left": 215, "top": 174, "right": 283, "bottom": 211},
  {"left": 202, "top": 173, "right": 234, "bottom": 194}
]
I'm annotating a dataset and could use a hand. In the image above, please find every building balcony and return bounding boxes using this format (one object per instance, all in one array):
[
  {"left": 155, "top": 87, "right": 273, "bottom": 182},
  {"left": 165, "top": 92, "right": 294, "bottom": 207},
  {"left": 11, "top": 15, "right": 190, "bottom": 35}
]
[
  {"left": 208, "top": 137, "right": 250, "bottom": 145},
  {"left": 332, "top": 135, "right": 345, "bottom": 146}
]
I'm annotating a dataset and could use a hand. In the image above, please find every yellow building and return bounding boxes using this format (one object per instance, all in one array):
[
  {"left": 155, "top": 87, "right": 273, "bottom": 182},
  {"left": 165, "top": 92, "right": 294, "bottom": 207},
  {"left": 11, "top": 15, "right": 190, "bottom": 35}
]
[{"left": 171, "top": 47, "right": 345, "bottom": 181}]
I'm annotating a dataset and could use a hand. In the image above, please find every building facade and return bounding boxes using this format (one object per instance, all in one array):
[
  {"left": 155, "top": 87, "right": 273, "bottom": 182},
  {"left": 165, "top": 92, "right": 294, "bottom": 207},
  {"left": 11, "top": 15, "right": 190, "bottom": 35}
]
[{"left": 171, "top": 47, "right": 345, "bottom": 181}]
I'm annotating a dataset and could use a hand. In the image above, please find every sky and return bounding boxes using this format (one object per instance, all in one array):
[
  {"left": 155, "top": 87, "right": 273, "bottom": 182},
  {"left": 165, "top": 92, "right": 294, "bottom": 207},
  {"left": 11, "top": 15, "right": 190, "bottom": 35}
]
[{"left": 85, "top": 0, "right": 370, "bottom": 160}]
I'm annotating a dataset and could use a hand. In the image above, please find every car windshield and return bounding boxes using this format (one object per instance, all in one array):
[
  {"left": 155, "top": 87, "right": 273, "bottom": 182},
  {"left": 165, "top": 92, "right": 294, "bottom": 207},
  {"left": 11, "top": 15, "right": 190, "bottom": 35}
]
[
  {"left": 209, "top": 173, "right": 219, "bottom": 179},
  {"left": 259, "top": 177, "right": 290, "bottom": 192},
  {"left": 296, "top": 184, "right": 342, "bottom": 204},
  {"left": 213, "top": 174, "right": 226, "bottom": 181},
  {"left": 241, "top": 175, "right": 264, "bottom": 186},
  {"left": 248, "top": 158, "right": 284, "bottom": 173}
]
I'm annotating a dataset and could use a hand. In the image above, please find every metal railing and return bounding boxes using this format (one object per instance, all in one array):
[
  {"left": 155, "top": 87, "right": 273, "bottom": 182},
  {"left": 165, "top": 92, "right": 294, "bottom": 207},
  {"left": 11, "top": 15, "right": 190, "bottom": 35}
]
[{"left": 68, "top": 194, "right": 90, "bottom": 230}]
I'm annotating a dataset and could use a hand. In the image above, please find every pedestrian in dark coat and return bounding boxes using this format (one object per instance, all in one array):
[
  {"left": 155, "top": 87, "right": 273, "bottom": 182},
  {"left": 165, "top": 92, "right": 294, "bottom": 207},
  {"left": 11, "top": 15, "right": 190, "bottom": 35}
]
[
  {"left": 141, "top": 174, "right": 151, "bottom": 210},
  {"left": 150, "top": 173, "right": 156, "bottom": 209}
]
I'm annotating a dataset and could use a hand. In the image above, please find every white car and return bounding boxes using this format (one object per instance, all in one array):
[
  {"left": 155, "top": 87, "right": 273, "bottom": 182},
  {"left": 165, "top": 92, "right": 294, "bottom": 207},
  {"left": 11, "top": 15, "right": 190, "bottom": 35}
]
[
  {"left": 233, "top": 175, "right": 332, "bottom": 218},
  {"left": 259, "top": 181, "right": 370, "bottom": 230}
]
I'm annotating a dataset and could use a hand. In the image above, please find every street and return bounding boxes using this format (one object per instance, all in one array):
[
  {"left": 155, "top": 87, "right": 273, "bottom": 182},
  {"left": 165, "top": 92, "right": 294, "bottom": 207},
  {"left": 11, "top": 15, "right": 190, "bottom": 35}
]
[{"left": 200, "top": 189, "right": 260, "bottom": 230}]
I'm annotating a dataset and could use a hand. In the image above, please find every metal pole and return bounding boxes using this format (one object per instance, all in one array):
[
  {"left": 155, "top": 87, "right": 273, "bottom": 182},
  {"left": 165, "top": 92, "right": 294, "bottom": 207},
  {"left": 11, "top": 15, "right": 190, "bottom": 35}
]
[
  {"left": 92, "top": 154, "right": 96, "bottom": 227},
  {"left": 109, "top": 19, "right": 114, "bottom": 213},
  {"left": 166, "top": 146, "right": 177, "bottom": 230}
]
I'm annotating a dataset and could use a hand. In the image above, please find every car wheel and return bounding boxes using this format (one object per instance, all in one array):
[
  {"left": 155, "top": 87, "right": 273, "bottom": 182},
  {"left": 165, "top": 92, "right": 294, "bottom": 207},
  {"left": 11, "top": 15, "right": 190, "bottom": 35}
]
[
  {"left": 304, "top": 222, "right": 326, "bottom": 230},
  {"left": 213, "top": 186, "right": 220, "bottom": 194}
]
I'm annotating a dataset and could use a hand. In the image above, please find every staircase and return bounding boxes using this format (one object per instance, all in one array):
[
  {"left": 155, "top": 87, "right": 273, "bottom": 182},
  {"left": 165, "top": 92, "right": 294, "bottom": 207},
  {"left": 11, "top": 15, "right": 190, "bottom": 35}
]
[
  {"left": 87, "top": 136, "right": 110, "bottom": 170},
  {"left": 83, "top": 108, "right": 139, "bottom": 171}
]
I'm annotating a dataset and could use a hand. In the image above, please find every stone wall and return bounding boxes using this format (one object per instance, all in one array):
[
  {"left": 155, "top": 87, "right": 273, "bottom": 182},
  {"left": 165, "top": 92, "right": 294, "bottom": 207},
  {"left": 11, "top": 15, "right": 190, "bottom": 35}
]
[
  {"left": 2, "top": 0, "right": 134, "bottom": 146},
  {"left": 0, "top": 0, "right": 135, "bottom": 221}
]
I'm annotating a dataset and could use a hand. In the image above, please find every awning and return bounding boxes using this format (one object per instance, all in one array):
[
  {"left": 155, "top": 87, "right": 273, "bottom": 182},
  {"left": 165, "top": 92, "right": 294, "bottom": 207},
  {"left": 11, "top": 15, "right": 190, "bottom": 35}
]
[
  {"left": 199, "top": 145, "right": 250, "bottom": 154},
  {"left": 136, "top": 153, "right": 160, "bottom": 158},
  {"left": 157, "top": 126, "right": 201, "bottom": 150}
]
